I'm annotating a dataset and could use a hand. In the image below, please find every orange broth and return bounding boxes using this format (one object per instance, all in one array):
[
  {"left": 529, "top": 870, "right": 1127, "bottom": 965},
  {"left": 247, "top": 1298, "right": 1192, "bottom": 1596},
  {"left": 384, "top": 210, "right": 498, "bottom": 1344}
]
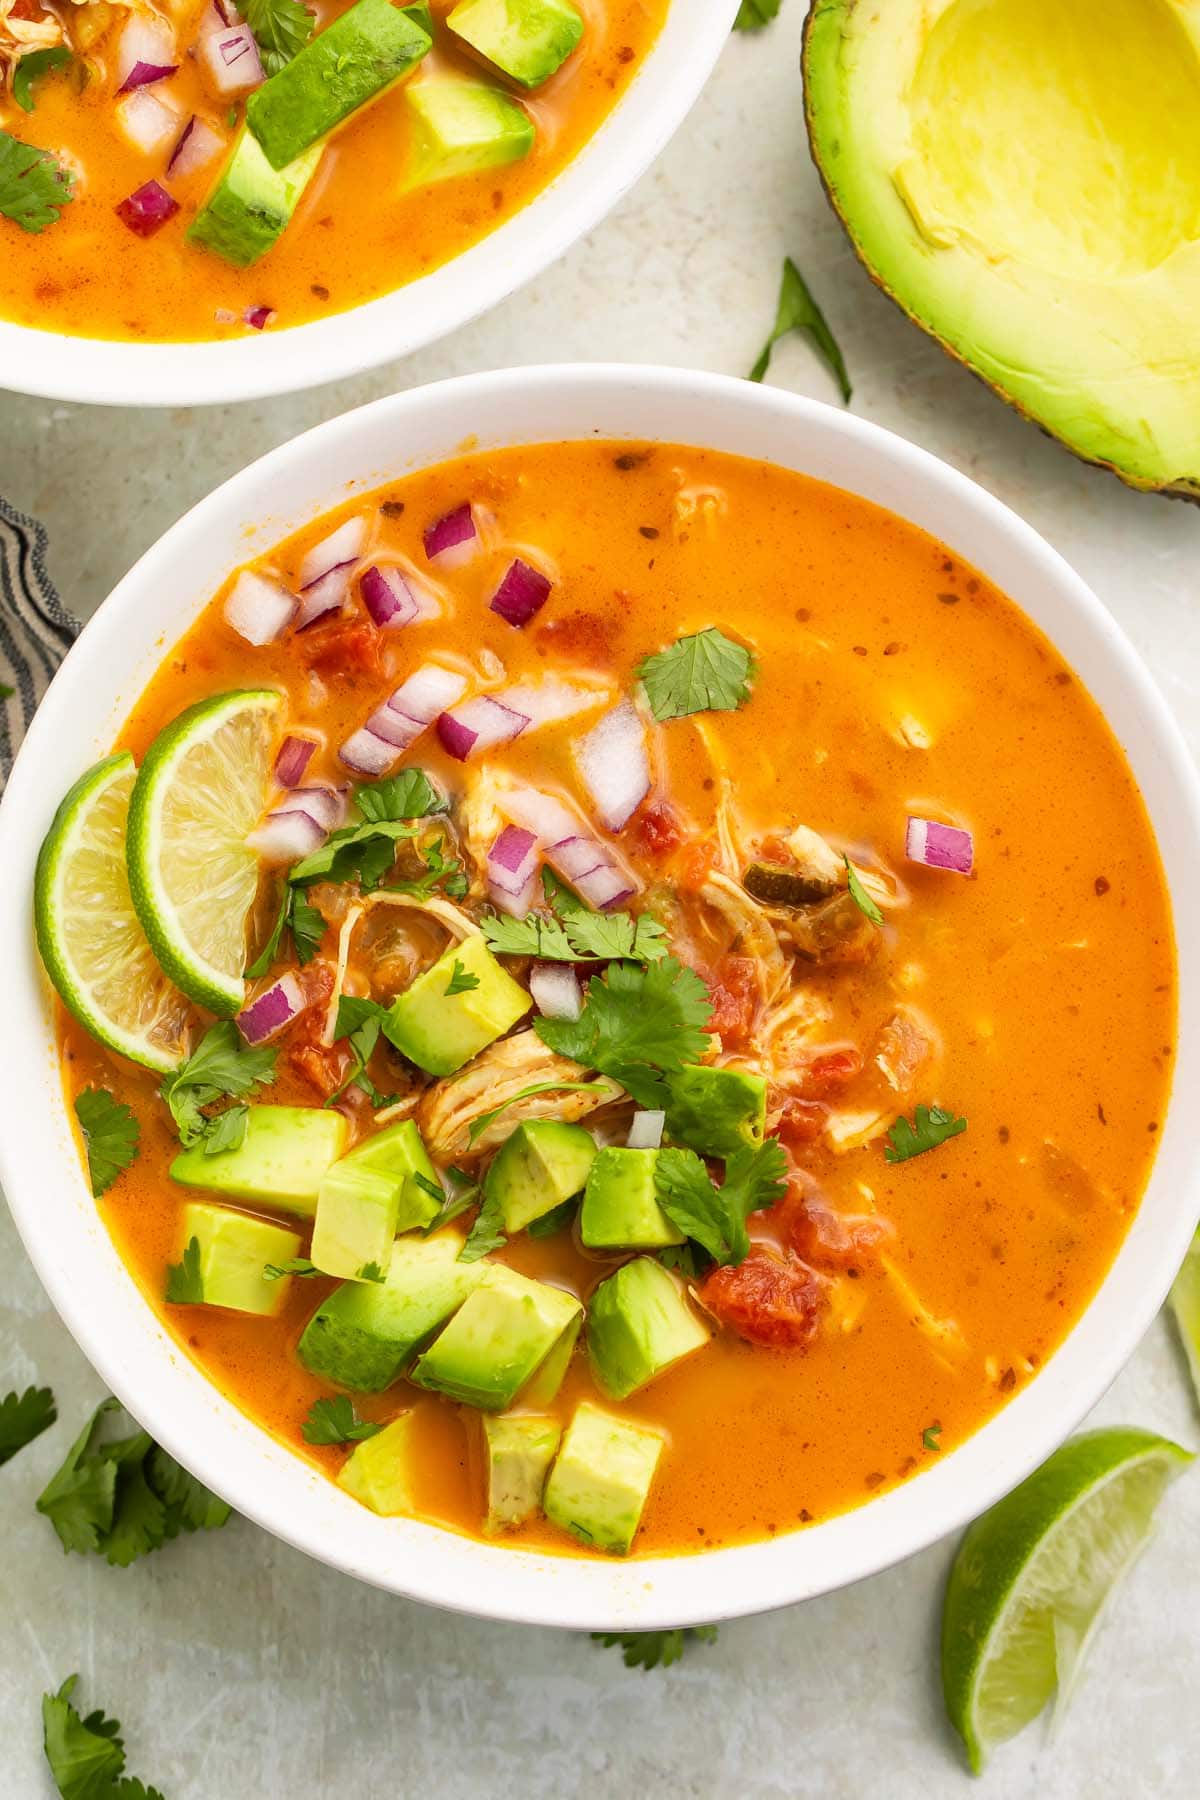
[{"left": 60, "top": 440, "right": 1175, "bottom": 1556}]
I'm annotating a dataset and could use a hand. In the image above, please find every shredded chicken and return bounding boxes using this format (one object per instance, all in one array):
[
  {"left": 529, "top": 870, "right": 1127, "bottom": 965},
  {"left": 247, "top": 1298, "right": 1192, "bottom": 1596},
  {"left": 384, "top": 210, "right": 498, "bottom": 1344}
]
[
  {"left": 418, "top": 1030, "right": 623, "bottom": 1161},
  {"left": 698, "top": 870, "right": 790, "bottom": 1004},
  {"left": 456, "top": 766, "right": 508, "bottom": 900},
  {"left": 1, "top": 0, "right": 62, "bottom": 70},
  {"left": 873, "top": 1007, "right": 936, "bottom": 1094}
]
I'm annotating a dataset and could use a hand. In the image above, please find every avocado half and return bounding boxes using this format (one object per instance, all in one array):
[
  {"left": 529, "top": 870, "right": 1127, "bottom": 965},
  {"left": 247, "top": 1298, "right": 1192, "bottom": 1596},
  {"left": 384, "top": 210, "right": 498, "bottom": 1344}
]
[{"left": 803, "top": 0, "right": 1200, "bottom": 497}]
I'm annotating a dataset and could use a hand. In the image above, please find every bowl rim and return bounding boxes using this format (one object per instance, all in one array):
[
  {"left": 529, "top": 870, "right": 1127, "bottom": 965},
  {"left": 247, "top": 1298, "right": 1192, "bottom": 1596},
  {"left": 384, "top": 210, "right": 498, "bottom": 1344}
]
[
  {"left": 0, "top": 0, "right": 739, "bottom": 410},
  {"left": 3, "top": 363, "right": 1199, "bottom": 1631}
]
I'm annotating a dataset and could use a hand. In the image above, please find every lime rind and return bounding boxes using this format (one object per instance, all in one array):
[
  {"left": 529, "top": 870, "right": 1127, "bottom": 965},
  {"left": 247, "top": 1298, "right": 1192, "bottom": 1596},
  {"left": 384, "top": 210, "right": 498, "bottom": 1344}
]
[
  {"left": 1168, "top": 1226, "right": 1200, "bottom": 1403},
  {"left": 34, "top": 751, "right": 191, "bottom": 1073},
  {"left": 126, "top": 689, "right": 282, "bottom": 1018}
]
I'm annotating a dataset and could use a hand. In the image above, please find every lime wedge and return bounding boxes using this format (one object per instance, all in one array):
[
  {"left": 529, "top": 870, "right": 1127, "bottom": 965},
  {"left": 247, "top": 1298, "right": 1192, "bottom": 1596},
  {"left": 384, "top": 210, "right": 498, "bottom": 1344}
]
[
  {"left": 1169, "top": 1227, "right": 1200, "bottom": 1401},
  {"left": 34, "top": 752, "right": 192, "bottom": 1073},
  {"left": 126, "top": 690, "right": 282, "bottom": 1017},
  {"left": 942, "top": 1426, "right": 1192, "bottom": 1772}
]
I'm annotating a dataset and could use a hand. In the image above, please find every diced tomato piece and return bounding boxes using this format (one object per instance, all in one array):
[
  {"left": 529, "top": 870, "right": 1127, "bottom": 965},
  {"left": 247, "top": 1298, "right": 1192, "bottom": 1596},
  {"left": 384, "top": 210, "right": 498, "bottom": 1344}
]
[
  {"left": 706, "top": 954, "right": 757, "bottom": 1047},
  {"left": 297, "top": 959, "right": 334, "bottom": 1010},
  {"left": 773, "top": 1094, "right": 828, "bottom": 1150},
  {"left": 533, "top": 611, "right": 614, "bottom": 667},
  {"left": 285, "top": 978, "right": 344, "bottom": 1099},
  {"left": 783, "top": 1191, "right": 892, "bottom": 1271},
  {"left": 632, "top": 800, "right": 684, "bottom": 860},
  {"left": 298, "top": 618, "right": 384, "bottom": 681},
  {"left": 795, "top": 1046, "right": 862, "bottom": 1101},
  {"left": 288, "top": 1039, "right": 348, "bottom": 1099},
  {"left": 677, "top": 840, "right": 718, "bottom": 890},
  {"left": 699, "top": 1249, "right": 824, "bottom": 1349}
]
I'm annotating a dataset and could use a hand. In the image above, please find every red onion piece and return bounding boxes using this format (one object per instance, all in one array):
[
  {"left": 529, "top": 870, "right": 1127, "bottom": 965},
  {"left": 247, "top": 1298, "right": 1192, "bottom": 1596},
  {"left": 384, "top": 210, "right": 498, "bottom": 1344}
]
[
  {"left": 244, "top": 305, "right": 274, "bottom": 332},
  {"left": 289, "top": 785, "right": 347, "bottom": 831},
  {"left": 339, "top": 727, "right": 400, "bottom": 777},
  {"left": 365, "top": 703, "right": 421, "bottom": 750},
  {"left": 247, "top": 809, "right": 326, "bottom": 863},
  {"left": 361, "top": 564, "right": 420, "bottom": 629},
  {"left": 490, "top": 824, "right": 538, "bottom": 878},
  {"left": 299, "top": 517, "right": 367, "bottom": 590},
  {"left": 627, "top": 1110, "right": 665, "bottom": 1150},
  {"left": 115, "top": 89, "right": 181, "bottom": 156},
  {"left": 574, "top": 864, "right": 636, "bottom": 910},
  {"left": 388, "top": 663, "right": 467, "bottom": 725},
  {"left": 905, "top": 817, "right": 974, "bottom": 875},
  {"left": 116, "top": 15, "right": 177, "bottom": 88},
  {"left": 489, "top": 559, "right": 552, "bottom": 627},
  {"left": 224, "top": 570, "right": 296, "bottom": 645},
  {"left": 237, "top": 972, "right": 305, "bottom": 1045},
  {"left": 577, "top": 699, "right": 651, "bottom": 832},
  {"left": 423, "top": 503, "right": 476, "bottom": 566},
  {"left": 196, "top": 24, "right": 263, "bottom": 99},
  {"left": 499, "top": 680, "right": 602, "bottom": 730},
  {"left": 500, "top": 787, "right": 581, "bottom": 846},
  {"left": 117, "top": 59, "right": 179, "bottom": 94},
  {"left": 274, "top": 735, "right": 317, "bottom": 787},
  {"left": 295, "top": 566, "right": 349, "bottom": 630},
  {"left": 499, "top": 786, "right": 640, "bottom": 910},
  {"left": 115, "top": 180, "right": 179, "bottom": 238},
  {"left": 436, "top": 694, "right": 530, "bottom": 761},
  {"left": 529, "top": 963, "right": 583, "bottom": 1021},
  {"left": 167, "top": 114, "right": 225, "bottom": 178}
]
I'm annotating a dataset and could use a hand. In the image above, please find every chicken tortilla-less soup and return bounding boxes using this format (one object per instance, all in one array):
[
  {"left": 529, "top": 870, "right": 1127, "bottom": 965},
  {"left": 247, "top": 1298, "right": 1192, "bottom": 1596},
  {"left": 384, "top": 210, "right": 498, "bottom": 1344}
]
[
  {"left": 36, "top": 441, "right": 1173, "bottom": 1559},
  {"left": 0, "top": 0, "right": 666, "bottom": 343}
]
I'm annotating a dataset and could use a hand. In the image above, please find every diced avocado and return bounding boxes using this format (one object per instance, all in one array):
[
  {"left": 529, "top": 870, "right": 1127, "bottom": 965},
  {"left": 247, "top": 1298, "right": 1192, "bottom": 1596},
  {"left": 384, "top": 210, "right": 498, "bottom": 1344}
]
[
  {"left": 170, "top": 1105, "right": 349, "bottom": 1217},
  {"left": 174, "top": 1201, "right": 300, "bottom": 1317},
  {"left": 482, "top": 1413, "right": 561, "bottom": 1533},
  {"left": 401, "top": 0, "right": 434, "bottom": 30},
  {"left": 447, "top": 0, "right": 583, "bottom": 89},
  {"left": 411, "top": 1263, "right": 582, "bottom": 1410},
  {"left": 187, "top": 128, "right": 322, "bottom": 269},
  {"left": 401, "top": 77, "right": 535, "bottom": 192},
  {"left": 384, "top": 932, "right": 531, "bottom": 1077},
  {"left": 311, "top": 1119, "right": 441, "bottom": 1281},
  {"left": 587, "top": 1257, "right": 710, "bottom": 1400},
  {"left": 517, "top": 1308, "right": 580, "bottom": 1406},
  {"left": 543, "top": 1401, "right": 664, "bottom": 1555},
  {"left": 298, "top": 1229, "right": 483, "bottom": 1390},
  {"left": 247, "top": 0, "right": 431, "bottom": 171},
  {"left": 337, "top": 1411, "right": 416, "bottom": 1516},
  {"left": 486, "top": 1119, "right": 597, "bottom": 1234},
  {"left": 578, "top": 1147, "right": 683, "bottom": 1250},
  {"left": 663, "top": 1065, "right": 767, "bottom": 1159}
]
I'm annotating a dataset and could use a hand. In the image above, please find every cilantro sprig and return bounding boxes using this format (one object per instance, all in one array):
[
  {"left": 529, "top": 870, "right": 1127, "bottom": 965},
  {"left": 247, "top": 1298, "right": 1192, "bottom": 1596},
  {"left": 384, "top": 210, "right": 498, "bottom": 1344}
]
[
  {"left": 0, "top": 1384, "right": 56, "bottom": 1466},
  {"left": 288, "top": 769, "right": 446, "bottom": 890},
  {"left": 42, "top": 1673, "right": 166, "bottom": 1800},
  {"left": 445, "top": 958, "right": 480, "bottom": 996},
  {"left": 159, "top": 1022, "right": 277, "bottom": 1150},
  {"left": 13, "top": 46, "right": 71, "bottom": 113},
  {"left": 591, "top": 1625, "right": 719, "bottom": 1669},
  {"left": 885, "top": 1104, "right": 968, "bottom": 1164},
  {"left": 302, "top": 1395, "right": 383, "bottom": 1445},
  {"left": 535, "top": 957, "right": 712, "bottom": 1108},
  {"left": 734, "top": 0, "right": 781, "bottom": 29},
  {"left": 458, "top": 1188, "right": 508, "bottom": 1264},
  {"left": 654, "top": 1139, "right": 788, "bottom": 1267},
  {"left": 165, "top": 1236, "right": 203, "bottom": 1305},
  {"left": 0, "top": 129, "right": 74, "bottom": 232},
  {"left": 749, "top": 255, "right": 852, "bottom": 401},
  {"left": 264, "top": 1257, "right": 319, "bottom": 1281},
  {"left": 466, "top": 1079, "right": 608, "bottom": 1146},
  {"left": 74, "top": 1089, "right": 140, "bottom": 1196},
  {"left": 637, "top": 629, "right": 756, "bottom": 723},
  {"left": 484, "top": 869, "right": 669, "bottom": 964},
  {"left": 844, "top": 856, "right": 883, "bottom": 926},
  {"left": 243, "top": 0, "right": 314, "bottom": 74},
  {"left": 328, "top": 994, "right": 398, "bottom": 1107}
]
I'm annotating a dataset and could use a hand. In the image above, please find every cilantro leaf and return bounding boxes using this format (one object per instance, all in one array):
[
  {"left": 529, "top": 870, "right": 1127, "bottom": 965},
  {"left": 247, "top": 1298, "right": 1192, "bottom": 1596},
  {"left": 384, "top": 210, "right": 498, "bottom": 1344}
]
[
  {"left": 885, "top": 1104, "right": 967, "bottom": 1163},
  {"left": 458, "top": 1188, "right": 508, "bottom": 1263},
  {"left": 0, "top": 1384, "right": 56, "bottom": 1466},
  {"left": 658, "top": 1241, "right": 709, "bottom": 1279},
  {"left": 483, "top": 899, "right": 668, "bottom": 965},
  {"left": 42, "top": 1673, "right": 168, "bottom": 1800},
  {"left": 527, "top": 1197, "right": 576, "bottom": 1239},
  {"left": 74, "top": 1089, "right": 139, "bottom": 1197},
  {"left": 734, "top": 0, "right": 780, "bottom": 27},
  {"left": 844, "top": 855, "right": 883, "bottom": 926},
  {"left": 591, "top": 1625, "right": 719, "bottom": 1669},
  {"left": 535, "top": 957, "right": 712, "bottom": 1108},
  {"left": 160, "top": 1022, "right": 277, "bottom": 1147},
  {"left": 202, "top": 1103, "right": 248, "bottom": 1157},
  {"left": 329, "top": 994, "right": 390, "bottom": 1106},
  {"left": 482, "top": 911, "right": 577, "bottom": 960},
  {"left": 655, "top": 1138, "right": 787, "bottom": 1266},
  {"left": 466, "top": 1079, "right": 605, "bottom": 1146},
  {"left": 263, "top": 1257, "right": 319, "bottom": 1281},
  {"left": 302, "top": 1395, "right": 383, "bottom": 1445},
  {"left": 246, "top": 885, "right": 326, "bottom": 976},
  {"left": 445, "top": 958, "right": 480, "bottom": 996},
  {"left": 356, "top": 1261, "right": 385, "bottom": 1283},
  {"left": 243, "top": 0, "right": 314, "bottom": 74},
  {"left": 0, "top": 129, "right": 74, "bottom": 232},
  {"left": 749, "top": 255, "right": 852, "bottom": 401},
  {"left": 922, "top": 1422, "right": 943, "bottom": 1453},
  {"left": 289, "top": 769, "right": 446, "bottom": 891},
  {"left": 421, "top": 1168, "right": 480, "bottom": 1234},
  {"left": 356, "top": 769, "right": 446, "bottom": 822},
  {"left": 13, "top": 46, "right": 71, "bottom": 113},
  {"left": 390, "top": 834, "right": 469, "bottom": 901},
  {"left": 637, "top": 628, "right": 756, "bottom": 723},
  {"left": 164, "top": 1236, "right": 204, "bottom": 1305}
]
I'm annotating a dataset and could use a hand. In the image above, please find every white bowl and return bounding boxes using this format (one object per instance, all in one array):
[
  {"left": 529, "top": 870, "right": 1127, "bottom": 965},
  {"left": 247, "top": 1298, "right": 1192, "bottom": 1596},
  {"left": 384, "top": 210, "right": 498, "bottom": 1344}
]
[
  {"left": 0, "top": 1, "right": 737, "bottom": 409},
  {"left": 3, "top": 366, "right": 1198, "bottom": 1630}
]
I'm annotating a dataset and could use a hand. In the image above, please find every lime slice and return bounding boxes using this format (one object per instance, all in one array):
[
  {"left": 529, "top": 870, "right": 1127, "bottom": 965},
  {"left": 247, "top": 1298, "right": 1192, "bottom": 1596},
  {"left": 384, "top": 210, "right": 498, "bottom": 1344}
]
[
  {"left": 126, "top": 689, "right": 282, "bottom": 1017},
  {"left": 942, "top": 1426, "right": 1192, "bottom": 1772},
  {"left": 34, "top": 752, "right": 192, "bottom": 1073},
  {"left": 1169, "top": 1227, "right": 1200, "bottom": 1401}
]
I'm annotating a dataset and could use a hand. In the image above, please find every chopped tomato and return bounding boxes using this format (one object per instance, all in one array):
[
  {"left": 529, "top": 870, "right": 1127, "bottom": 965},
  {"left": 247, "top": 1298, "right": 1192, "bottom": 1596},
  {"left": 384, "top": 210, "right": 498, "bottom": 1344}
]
[
  {"left": 706, "top": 954, "right": 757, "bottom": 1046},
  {"left": 699, "top": 1249, "right": 824, "bottom": 1349},
  {"left": 534, "top": 611, "right": 615, "bottom": 667},
  {"left": 632, "top": 800, "right": 684, "bottom": 860},
  {"left": 297, "top": 959, "right": 334, "bottom": 1010},
  {"left": 795, "top": 1046, "right": 862, "bottom": 1101},
  {"left": 298, "top": 618, "right": 384, "bottom": 681},
  {"left": 285, "top": 976, "right": 344, "bottom": 1099},
  {"left": 783, "top": 1191, "right": 892, "bottom": 1271},
  {"left": 677, "top": 840, "right": 718, "bottom": 890},
  {"left": 773, "top": 1093, "right": 828, "bottom": 1149}
]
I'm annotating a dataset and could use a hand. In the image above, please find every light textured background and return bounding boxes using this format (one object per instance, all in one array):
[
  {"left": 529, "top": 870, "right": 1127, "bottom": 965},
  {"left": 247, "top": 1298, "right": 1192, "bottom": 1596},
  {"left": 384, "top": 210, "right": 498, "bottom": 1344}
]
[{"left": 2, "top": 8, "right": 1200, "bottom": 1796}]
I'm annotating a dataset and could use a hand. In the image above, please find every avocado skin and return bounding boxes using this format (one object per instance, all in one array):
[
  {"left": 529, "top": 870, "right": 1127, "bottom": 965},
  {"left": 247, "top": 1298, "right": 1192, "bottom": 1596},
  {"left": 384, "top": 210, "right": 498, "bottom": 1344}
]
[{"left": 663, "top": 1065, "right": 766, "bottom": 1160}]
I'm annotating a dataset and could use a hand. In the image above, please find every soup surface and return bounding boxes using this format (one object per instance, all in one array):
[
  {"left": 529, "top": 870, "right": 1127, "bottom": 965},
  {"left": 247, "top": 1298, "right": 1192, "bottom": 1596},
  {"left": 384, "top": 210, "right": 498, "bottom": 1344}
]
[
  {"left": 0, "top": 0, "right": 666, "bottom": 342},
  {"left": 51, "top": 441, "right": 1174, "bottom": 1559}
]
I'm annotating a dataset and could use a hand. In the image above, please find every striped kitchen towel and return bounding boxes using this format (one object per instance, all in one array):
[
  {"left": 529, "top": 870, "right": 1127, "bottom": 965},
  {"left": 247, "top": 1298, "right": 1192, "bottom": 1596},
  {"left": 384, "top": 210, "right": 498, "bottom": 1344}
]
[{"left": 0, "top": 496, "right": 77, "bottom": 784}]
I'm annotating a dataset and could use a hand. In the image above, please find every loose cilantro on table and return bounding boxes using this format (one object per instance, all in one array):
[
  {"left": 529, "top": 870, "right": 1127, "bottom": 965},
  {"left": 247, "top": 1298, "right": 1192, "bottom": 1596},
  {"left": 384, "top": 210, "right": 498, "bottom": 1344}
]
[
  {"left": 0, "top": 129, "right": 74, "bottom": 232},
  {"left": 654, "top": 1139, "right": 788, "bottom": 1267},
  {"left": 36, "top": 1397, "right": 229, "bottom": 1565},
  {"left": 844, "top": 855, "right": 884, "bottom": 927},
  {"left": 734, "top": 0, "right": 781, "bottom": 29},
  {"left": 637, "top": 628, "right": 756, "bottom": 723},
  {"left": 243, "top": 0, "right": 314, "bottom": 74},
  {"left": 885, "top": 1104, "right": 968, "bottom": 1164},
  {"left": 458, "top": 1188, "right": 508, "bottom": 1264},
  {"left": 13, "top": 46, "right": 71, "bottom": 113},
  {"left": 74, "top": 1089, "right": 140, "bottom": 1196},
  {"left": 466, "top": 1079, "right": 608, "bottom": 1147},
  {"left": 263, "top": 1257, "right": 319, "bottom": 1281},
  {"left": 0, "top": 1384, "right": 56, "bottom": 1466},
  {"left": 591, "top": 1625, "right": 719, "bottom": 1669},
  {"left": 164, "top": 1236, "right": 204, "bottom": 1305},
  {"left": 42, "top": 1673, "right": 166, "bottom": 1800},
  {"left": 444, "top": 958, "right": 480, "bottom": 996},
  {"left": 302, "top": 1395, "right": 382, "bottom": 1446},
  {"left": 160, "top": 1023, "right": 277, "bottom": 1149},
  {"left": 535, "top": 957, "right": 712, "bottom": 1109},
  {"left": 749, "top": 255, "right": 852, "bottom": 401}
]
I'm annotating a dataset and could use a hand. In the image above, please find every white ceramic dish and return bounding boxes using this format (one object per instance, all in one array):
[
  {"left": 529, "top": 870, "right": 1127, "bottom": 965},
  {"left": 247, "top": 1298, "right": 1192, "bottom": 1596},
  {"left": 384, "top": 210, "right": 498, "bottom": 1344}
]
[
  {"left": 0, "top": 2, "right": 738, "bottom": 410},
  {"left": 2, "top": 366, "right": 1198, "bottom": 1630}
]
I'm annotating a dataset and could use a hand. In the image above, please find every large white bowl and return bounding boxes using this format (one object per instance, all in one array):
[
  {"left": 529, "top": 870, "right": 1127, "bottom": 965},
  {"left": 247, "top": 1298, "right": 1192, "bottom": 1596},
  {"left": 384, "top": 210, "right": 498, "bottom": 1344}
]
[
  {"left": 0, "top": 1, "right": 738, "bottom": 409},
  {"left": 3, "top": 367, "right": 1198, "bottom": 1630}
]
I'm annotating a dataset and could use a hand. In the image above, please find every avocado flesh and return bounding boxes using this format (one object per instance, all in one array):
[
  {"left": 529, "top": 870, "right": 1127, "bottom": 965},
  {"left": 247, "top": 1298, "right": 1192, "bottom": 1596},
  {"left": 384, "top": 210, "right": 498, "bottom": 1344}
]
[
  {"left": 401, "top": 78, "right": 535, "bottom": 192},
  {"left": 170, "top": 1105, "right": 349, "bottom": 1217},
  {"left": 337, "top": 1412, "right": 416, "bottom": 1516},
  {"left": 486, "top": 1119, "right": 597, "bottom": 1233},
  {"left": 482, "top": 1413, "right": 561, "bottom": 1533},
  {"left": 578, "top": 1147, "right": 682, "bottom": 1250},
  {"left": 176, "top": 1201, "right": 301, "bottom": 1316},
  {"left": 411, "top": 1264, "right": 582, "bottom": 1410},
  {"left": 187, "top": 129, "right": 322, "bottom": 269},
  {"left": 311, "top": 1119, "right": 441, "bottom": 1281},
  {"left": 298, "top": 1229, "right": 482, "bottom": 1390},
  {"left": 587, "top": 1258, "right": 710, "bottom": 1400},
  {"left": 543, "top": 1401, "right": 665, "bottom": 1555},
  {"left": 384, "top": 932, "right": 531, "bottom": 1077},
  {"left": 448, "top": 0, "right": 584, "bottom": 89},
  {"left": 663, "top": 1066, "right": 766, "bottom": 1161},
  {"left": 804, "top": 0, "right": 1200, "bottom": 495}
]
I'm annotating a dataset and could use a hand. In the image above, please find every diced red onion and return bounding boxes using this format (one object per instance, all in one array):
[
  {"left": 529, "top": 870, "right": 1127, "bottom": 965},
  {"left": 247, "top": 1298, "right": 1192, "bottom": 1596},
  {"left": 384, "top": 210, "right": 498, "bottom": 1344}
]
[
  {"left": 500, "top": 787, "right": 581, "bottom": 846},
  {"left": 117, "top": 59, "right": 179, "bottom": 94},
  {"left": 339, "top": 727, "right": 400, "bottom": 777},
  {"left": 237, "top": 972, "right": 305, "bottom": 1045},
  {"left": 577, "top": 699, "right": 651, "bottom": 832},
  {"left": 247, "top": 809, "right": 326, "bottom": 863},
  {"left": 905, "top": 817, "right": 974, "bottom": 876},
  {"left": 215, "top": 306, "right": 238, "bottom": 325},
  {"left": 627, "top": 1110, "right": 665, "bottom": 1150},
  {"left": 423, "top": 503, "right": 476, "bottom": 567},
  {"left": 437, "top": 694, "right": 530, "bottom": 761},
  {"left": 224, "top": 570, "right": 297, "bottom": 645},
  {"left": 574, "top": 865, "right": 636, "bottom": 910},
  {"left": 339, "top": 666, "right": 468, "bottom": 775},
  {"left": 295, "top": 567, "right": 350, "bottom": 630},
  {"left": 499, "top": 680, "right": 602, "bottom": 730},
  {"left": 167, "top": 114, "right": 225, "bottom": 178},
  {"left": 361, "top": 564, "right": 421, "bottom": 629},
  {"left": 289, "top": 785, "right": 346, "bottom": 831},
  {"left": 529, "top": 963, "right": 582, "bottom": 1022},
  {"left": 487, "top": 826, "right": 540, "bottom": 915},
  {"left": 116, "top": 180, "right": 179, "bottom": 238},
  {"left": 299, "top": 517, "right": 367, "bottom": 591},
  {"left": 274, "top": 735, "right": 317, "bottom": 786},
  {"left": 244, "top": 305, "right": 274, "bottom": 332},
  {"left": 196, "top": 24, "right": 264, "bottom": 99},
  {"left": 116, "top": 15, "right": 177, "bottom": 89},
  {"left": 201, "top": 0, "right": 236, "bottom": 33},
  {"left": 115, "top": 89, "right": 181, "bottom": 157},
  {"left": 388, "top": 663, "right": 467, "bottom": 725},
  {"left": 489, "top": 559, "right": 552, "bottom": 627},
  {"left": 365, "top": 703, "right": 421, "bottom": 749},
  {"left": 499, "top": 786, "right": 639, "bottom": 910}
]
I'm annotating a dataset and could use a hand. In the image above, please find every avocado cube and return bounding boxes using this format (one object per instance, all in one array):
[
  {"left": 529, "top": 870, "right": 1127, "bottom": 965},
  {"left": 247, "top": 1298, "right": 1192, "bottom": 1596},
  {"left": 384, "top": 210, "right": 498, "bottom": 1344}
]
[
  {"left": 543, "top": 1401, "right": 664, "bottom": 1555},
  {"left": 482, "top": 1413, "right": 561, "bottom": 1533},
  {"left": 298, "top": 1229, "right": 483, "bottom": 1390},
  {"left": 411, "top": 1263, "right": 582, "bottom": 1410},
  {"left": 448, "top": 0, "right": 583, "bottom": 90},
  {"left": 170, "top": 1105, "right": 349, "bottom": 1218},
  {"left": 579, "top": 1147, "right": 683, "bottom": 1250},
  {"left": 311, "top": 1119, "right": 441, "bottom": 1281},
  {"left": 401, "top": 78, "right": 535, "bottom": 192},
  {"left": 587, "top": 1257, "right": 710, "bottom": 1400},
  {"left": 486, "top": 1119, "right": 597, "bottom": 1233},
  {"left": 515, "top": 1308, "right": 580, "bottom": 1406},
  {"left": 402, "top": 0, "right": 434, "bottom": 29},
  {"left": 663, "top": 1065, "right": 767, "bottom": 1159},
  {"left": 337, "top": 1411, "right": 416, "bottom": 1516},
  {"left": 175, "top": 1201, "right": 301, "bottom": 1317},
  {"left": 187, "top": 128, "right": 323, "bottom": 269},
  {"left": 384, "top": 933, "right": 531, "bottom": 1077},
  {"left": 247, "top": 0, "right": 432, "bottom": 171}
]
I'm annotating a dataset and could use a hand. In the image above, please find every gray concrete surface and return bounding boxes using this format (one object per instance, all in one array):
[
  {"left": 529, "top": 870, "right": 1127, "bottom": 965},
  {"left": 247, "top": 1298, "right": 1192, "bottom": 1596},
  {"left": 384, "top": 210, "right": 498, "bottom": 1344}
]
[{"left": 3, "top": 7, "right": 1200, "bottom": 1795}]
